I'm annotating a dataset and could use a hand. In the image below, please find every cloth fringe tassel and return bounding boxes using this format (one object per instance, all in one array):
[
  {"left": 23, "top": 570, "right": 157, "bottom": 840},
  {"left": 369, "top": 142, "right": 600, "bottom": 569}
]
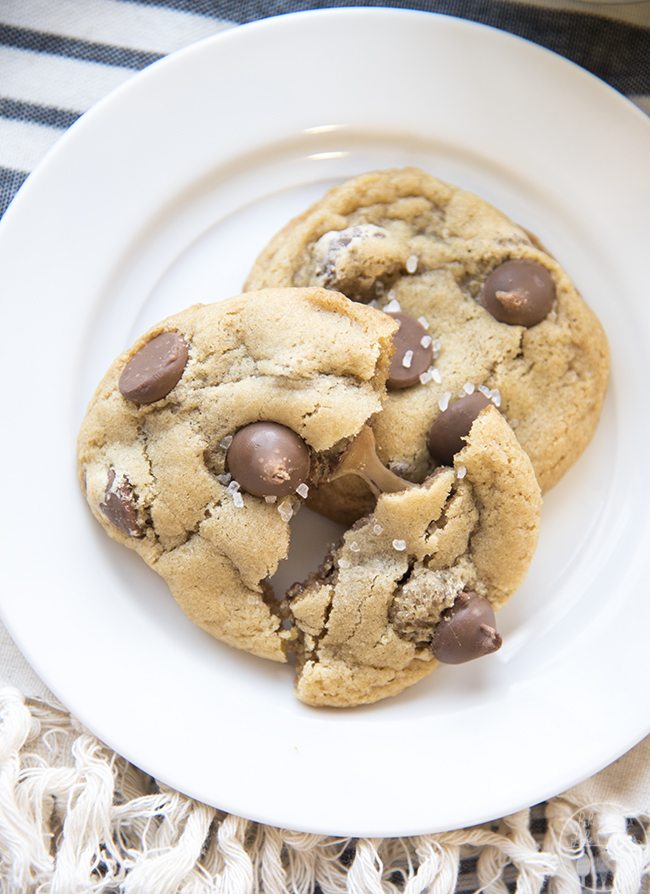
[{"left": 1, "top": 688, "right": 648, "bottom": 894}]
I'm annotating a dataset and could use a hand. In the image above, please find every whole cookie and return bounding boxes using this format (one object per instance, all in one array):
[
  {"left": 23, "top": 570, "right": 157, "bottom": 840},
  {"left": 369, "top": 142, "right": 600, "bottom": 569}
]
[
  {"left": 245, "top": 168, "right": 609, "bottom": 522},
  {"left": 287, "top": 406, "right": 541, "bottom": 707},
  {"left": 77, "top": 288, "right": 397, "bottom": 662}
]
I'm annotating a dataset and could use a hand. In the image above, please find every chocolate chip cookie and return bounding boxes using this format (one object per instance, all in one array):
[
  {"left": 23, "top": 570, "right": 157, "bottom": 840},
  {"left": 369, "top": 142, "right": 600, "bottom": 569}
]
[
  {"left": 245, "top": 167, "right": 609, "bottom": 523},
  {"left": 289, "top": 404, "right": 541, "bottom": 707},
  {"left": 77, "top": 288, "right": 397, "bottom": 662}
]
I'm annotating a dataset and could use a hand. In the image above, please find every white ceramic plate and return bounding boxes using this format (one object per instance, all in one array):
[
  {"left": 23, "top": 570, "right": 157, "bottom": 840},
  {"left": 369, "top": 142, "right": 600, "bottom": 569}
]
[{"left": 1, "top": 9, "right": 649, "bottom": 837}]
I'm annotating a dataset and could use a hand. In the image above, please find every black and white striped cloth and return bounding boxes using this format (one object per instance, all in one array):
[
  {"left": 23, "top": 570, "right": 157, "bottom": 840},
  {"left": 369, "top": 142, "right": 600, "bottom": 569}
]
[{"left": 0, "top": 0, "right": 649, "bottom": 219}]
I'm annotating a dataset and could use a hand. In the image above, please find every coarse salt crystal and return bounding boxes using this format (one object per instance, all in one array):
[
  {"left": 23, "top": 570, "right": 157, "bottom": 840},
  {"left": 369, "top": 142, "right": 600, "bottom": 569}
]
[
  {"left": 438, "top": 391, "right": 452, "bottom": 412},
  {"left": 349, "top": 541, "right": 360, "bottom": 553},
  {"left": 479, "top": 384, "right": 492, "bottom": 398},
  {"left": 232, "top": 491, "right": 244, "bottom": 508},
  {"left": 216, "top": 473, "right": 231, "bottom": 486},
  {"left": 490, "top": 389, "right": 502, "bottom": 408},
  {"left": 419, "top": 370, "right": 433, "bottom": 385},
  {"left": 463, "top": 382, "right": 476, "bottom": 395},
  {"left": 277, "top": 501, "right": 293, "bottom": 522},
  {"left": 219, "top": 435, "right": 233, "bottom": 450},
  {"left": 392, "top": 539, "right": 407, "bottom": 552},
  {"left": 406, "top": 254, "right": 418, "bottom": 274},
  {"left": 431, "top": 368, "right": 443, "bottom": 384},
  {"left": 227, "top": 480, "right": 241, "bottom": 494},
  {"left": 456, "top": 465, "right": 467, "bottom": 479},
  {"left": 432, "top": 338, "right": 442, "bottom": 357},
  {"left": 418, "top": 315, "right": 430, "bottom": 329},
  {"left": 264, "top": 495, "right": 277, "bottom": 504},
  {"left": 296, "top": 482, "right": 309, "bottom": 499},
  {"left": 402, "top": 350, "right": 414, "bottom": 369},
  {"left": 420, "top": 335, "right": 432, "bottom": 349},
  {"left": 372, "top": 524, "right": 384, "bottom": 535},
  {"left": 383, "top": 297, "right": 401, "bottom": 314}
]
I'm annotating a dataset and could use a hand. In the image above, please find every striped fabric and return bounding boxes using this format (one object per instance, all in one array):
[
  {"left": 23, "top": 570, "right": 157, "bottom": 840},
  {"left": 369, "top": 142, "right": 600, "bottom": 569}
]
[{"left": 0, "top": 0, "right": 649, "bottom": 219}]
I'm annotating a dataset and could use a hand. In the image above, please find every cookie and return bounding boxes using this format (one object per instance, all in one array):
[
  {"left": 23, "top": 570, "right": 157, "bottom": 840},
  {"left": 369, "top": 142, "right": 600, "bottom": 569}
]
[
  {"left": 77, "top": 288, "right": 397, "bottom": 662},
  {"left": 245, "top": 168, "right": 609, "bottom": 523},
  {"left": 288, "top": 404, "right": 541, "bottom": 707}
]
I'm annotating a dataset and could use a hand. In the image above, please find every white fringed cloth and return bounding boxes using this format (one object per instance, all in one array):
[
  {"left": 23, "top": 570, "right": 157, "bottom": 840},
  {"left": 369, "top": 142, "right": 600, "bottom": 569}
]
[{"left": 1, "top": 686, "right": 649, "bottom": 893}]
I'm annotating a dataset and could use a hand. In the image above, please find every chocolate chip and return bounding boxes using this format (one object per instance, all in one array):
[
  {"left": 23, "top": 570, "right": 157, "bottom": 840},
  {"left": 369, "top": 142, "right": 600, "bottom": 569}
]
[
  {"left": 100, "top": 469, "right": 142, "bottom": 537},
  {"left": 226, "top": 422, "right": 311, "bottom": 498},
  {"left": 386, "top": 312, "right": 434, "bottom": 390},
  {"left": 479, "top": 259, "right": 555, "bottom": 327},
  {"left": 430, "top": 591, "right": 502, "bottom": 664},
  {"left": 427, "top": 392, "right": 491, "bottom": 465},
  {"left": 119, "top": 331, "right": 188, "bottom": 404}
]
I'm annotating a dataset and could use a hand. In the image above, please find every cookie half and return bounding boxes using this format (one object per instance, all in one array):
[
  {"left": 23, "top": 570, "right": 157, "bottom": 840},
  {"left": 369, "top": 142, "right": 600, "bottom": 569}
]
[
  {"left": 288, "top": 405, "right": 541, "bottom": 707},
  {"left": 245, "top": 167, "right": 609, "bottom": 522},
  {"left": 77, "top": 288, "right": 397, "bottom": 662}
]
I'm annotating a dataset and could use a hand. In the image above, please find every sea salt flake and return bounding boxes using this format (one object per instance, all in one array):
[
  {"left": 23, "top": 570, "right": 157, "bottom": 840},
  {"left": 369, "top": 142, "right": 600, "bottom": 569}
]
[
  {"left": 490, "top": 389, "right": 502, "bottom": 408},
  {"left": 456, "top": 465, "right": 467, "bottom": 480},
  {"left": 438, "top": 391, "right": 452, "bottom": 412},
  {"left": 402, "top": 350, "right": 414, "bottom": 369},
  {"left": 479, "top": 384, "right": 492, "bottom": 398},
  {"left": 232, "top": 491, "right": 244, "bottom": 508},
  {"left": 219, "top": 435, "right": 233, "bottom": 450},
  {"left": 227, "top": 480, "right": 241, "bottom": 494},
  {"left": 420, "top": 335, "right": 432, "bottom": 349},
  {"left": 406, "top": 254, "right": 418, "bottom": 274},
  {"left": 463, "top": 382, "right": 476, "bottom": 395},
  {"left": 417, "top": 315, "right": 430, "bottom": 330},
  {"left": 264, "top": 495, "right": 277, "bottom": 504},
  {"left": 419, "top": 370, "right": 433, "bottom": 385},
  {"left": 277, "top": 501, "right": 293, "bottom": 522},
  {"left": 431, "top": 367, "right": 443, "bottom": 384},
  {"left": 432, "top": 338, "right": 442, "bottom": 358},
  {"left": 372, "top": 524, "right": 384, "bottom": 535},
  {"left": 216, "top": 473, "right": 232, "bottom": 486},
  {"left": 296, "top": 482, "right": 309, "bottom": 499},
  {"left": 392, "top": 539, "right": 407, "bottom": 552},
  {"left": 383, "top": 297, "right": 401, "bottom": 314},
  {"left": 349, "top": 541, "right": 361, "bottom": 553}
]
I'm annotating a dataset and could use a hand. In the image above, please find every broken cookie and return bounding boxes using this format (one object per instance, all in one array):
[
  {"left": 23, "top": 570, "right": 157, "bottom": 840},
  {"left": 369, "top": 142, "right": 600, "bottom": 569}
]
[{"left": 77, "top": 288, "right": 397, "bottom": 662}]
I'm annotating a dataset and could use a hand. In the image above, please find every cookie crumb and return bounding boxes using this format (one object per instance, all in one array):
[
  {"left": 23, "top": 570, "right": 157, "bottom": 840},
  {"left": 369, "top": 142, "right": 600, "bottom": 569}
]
[
  {"left": 219, "top": 434, "right": 233, "bottom": 450},
  {"left": 456, "top": 465, "right": 467, "bottom": 479},
  {"left": 392, "top": 539, "right": 407, "bottom": 552},
  {"left": 383, "top": 297, "right": 401, "bottom": 314},
  {"left": 338, "top": 557, "right": 351, "bottom": 569},
  {"left": 277, "top": 500, "right": 293, "bottom": 522},
  {"left": 438, "top": 391, "right": 452, "bottom": 412},
  {"left": 402, "top": 350, "right": 414, "bottom": 369},
  {"left": 296, "top": 483, "right": 309, "bottom": 498},
  {"left": 406, "top": 254, "right": 418, "bottom": 274}
]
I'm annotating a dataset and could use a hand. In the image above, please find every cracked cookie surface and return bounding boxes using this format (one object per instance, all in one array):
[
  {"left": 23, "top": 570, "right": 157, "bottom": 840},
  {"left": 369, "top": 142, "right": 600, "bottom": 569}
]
[
  {"left": 77, "top": 288, "right": 397, "bottom": 662},
  {"left": 245, "top": 167, "right": 609, "bottom": 523},
  {"left": 288, "top": 406, "right": 541, "bottom": 707}
]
